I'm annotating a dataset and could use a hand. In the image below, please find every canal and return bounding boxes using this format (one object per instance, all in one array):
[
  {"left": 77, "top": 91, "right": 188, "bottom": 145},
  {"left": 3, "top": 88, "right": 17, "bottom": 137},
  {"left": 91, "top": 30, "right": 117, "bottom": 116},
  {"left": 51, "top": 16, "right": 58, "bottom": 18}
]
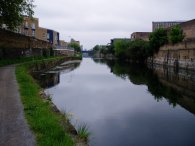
[{"left": 42, "top": 58, "right": 195, "bottom": 146}]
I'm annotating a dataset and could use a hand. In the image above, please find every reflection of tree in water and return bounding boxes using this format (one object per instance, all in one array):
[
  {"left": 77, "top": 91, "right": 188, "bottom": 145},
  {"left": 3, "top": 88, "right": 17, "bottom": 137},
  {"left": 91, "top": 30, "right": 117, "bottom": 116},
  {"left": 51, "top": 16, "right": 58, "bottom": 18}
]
[{"left": 94, "top": 59, "right": 193, "bottom": 109}]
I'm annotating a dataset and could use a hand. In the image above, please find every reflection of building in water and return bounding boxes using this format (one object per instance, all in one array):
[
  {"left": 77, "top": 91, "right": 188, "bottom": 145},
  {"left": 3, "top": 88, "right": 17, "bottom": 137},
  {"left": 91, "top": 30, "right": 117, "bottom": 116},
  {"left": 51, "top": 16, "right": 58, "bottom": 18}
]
[
  {"left": 38, "top": 73, "right": 60, "bottom": 88},
  {"left": 152, "top": 65, "right": 195, "bottom": 114},
  {"left": 32, "top": 61, "right": 81, "bottom": 89}
]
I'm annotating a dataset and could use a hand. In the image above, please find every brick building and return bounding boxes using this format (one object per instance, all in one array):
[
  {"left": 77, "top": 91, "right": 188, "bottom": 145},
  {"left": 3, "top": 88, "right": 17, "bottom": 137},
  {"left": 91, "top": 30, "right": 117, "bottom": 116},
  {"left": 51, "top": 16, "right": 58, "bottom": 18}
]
[
  {"left": 36, "top": 27, "right": 48, "bottom": 42},
  {"left": 179, "top": 19, "right": 195, "bottom": 40},
  {"left": 131, "top": 32, "right": 151, "bottom": 41},
  {"left": 16, "top": 16, "right": 39, "bottom": 37},
  {"left": 14, "top": 16, "right": 60, "bottom": 47}
]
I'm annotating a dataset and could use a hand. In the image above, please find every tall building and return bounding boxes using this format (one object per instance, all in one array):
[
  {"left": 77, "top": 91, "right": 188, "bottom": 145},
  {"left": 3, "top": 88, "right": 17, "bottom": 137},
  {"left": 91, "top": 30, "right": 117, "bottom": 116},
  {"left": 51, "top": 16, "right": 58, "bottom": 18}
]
[{"left": 152, "top": 21, "right": 184, "bottom": 32}]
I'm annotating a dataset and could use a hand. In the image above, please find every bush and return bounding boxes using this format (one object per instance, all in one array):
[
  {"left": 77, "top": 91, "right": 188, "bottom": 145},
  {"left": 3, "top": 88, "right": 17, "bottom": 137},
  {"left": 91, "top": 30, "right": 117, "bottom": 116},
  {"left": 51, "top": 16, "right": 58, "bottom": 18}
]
[{"left": 169, "top": 25, "right": 184, "bottom": 44}]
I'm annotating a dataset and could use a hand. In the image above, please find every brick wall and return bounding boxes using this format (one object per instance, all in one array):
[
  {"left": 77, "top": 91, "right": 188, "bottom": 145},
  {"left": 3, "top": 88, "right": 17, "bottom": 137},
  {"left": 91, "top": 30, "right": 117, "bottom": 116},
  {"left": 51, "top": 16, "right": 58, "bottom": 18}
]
[{"left": 0, "top": 29, "right": 52, "bottom": 59}]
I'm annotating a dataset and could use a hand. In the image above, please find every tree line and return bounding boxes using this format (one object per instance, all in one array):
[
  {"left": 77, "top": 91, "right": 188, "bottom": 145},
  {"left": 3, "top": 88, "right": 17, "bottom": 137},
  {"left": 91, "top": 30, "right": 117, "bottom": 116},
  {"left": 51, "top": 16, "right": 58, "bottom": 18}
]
[{"left": 93, "top": 25, "right": 184, "bottom": 63}]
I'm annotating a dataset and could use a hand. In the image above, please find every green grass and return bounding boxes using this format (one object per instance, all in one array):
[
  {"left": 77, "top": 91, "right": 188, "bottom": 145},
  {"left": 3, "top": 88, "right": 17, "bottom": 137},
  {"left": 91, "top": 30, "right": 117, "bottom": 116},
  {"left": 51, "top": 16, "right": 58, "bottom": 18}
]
[
  {"left": 16, "top": 63, "right": 75, "bottom": 146},
  {"left": 77, "top": 124, "right": 90, "bottom": 142},
  {"left": 0, "top": 56, "right": 60, "bottom": 67}
]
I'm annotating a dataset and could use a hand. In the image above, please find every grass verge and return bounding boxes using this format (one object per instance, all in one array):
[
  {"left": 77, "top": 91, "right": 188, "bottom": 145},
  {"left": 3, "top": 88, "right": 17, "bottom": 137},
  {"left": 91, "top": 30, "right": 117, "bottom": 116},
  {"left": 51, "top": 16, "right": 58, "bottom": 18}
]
[
  {"left": 16, "top": 62, "right": 75, "bottom": 146},
  {"left": 0, "top": 56, "right": 53, "bottom": 67}
]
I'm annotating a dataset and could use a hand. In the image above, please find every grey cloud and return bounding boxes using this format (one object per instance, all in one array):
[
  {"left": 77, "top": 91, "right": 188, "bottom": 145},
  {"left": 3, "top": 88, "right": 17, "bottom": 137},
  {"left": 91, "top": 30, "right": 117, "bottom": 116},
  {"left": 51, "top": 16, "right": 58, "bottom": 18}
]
[{"left": 34, "top": 0, "right": 195, "bottom": 49}]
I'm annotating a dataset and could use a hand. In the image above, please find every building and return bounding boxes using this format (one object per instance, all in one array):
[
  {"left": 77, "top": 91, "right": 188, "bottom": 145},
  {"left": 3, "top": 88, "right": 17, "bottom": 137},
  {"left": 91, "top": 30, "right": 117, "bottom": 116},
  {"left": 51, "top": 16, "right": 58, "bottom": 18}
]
[
  {"left": 15, "top": 16, "right": 60, "bottom": 47},
  {"left": 179, "top": 19, "right": 195, "bottom": 40},
  {"left": 2, "top": 15, "right": 62, "bottom": 47},
  {"left": 70, "top": 38, "right": 80, "bottom": 45},
  {"left": 152, "top": 21, "right": 184, "bottom": 32},
  {"left": 47, "top": 29, "right": 60, "bottom": 46},
  {"left": 16, "top": 16, "right": 39, "bottom": 37},
  {"left": 131, "top": 32, "right": 151, "bottom": 41},
  {"left": 111, "top": 38, "right": 131, "bottom": 45},
  {"left": 59, "top": 40, "right": 68, "bottom": 48}
]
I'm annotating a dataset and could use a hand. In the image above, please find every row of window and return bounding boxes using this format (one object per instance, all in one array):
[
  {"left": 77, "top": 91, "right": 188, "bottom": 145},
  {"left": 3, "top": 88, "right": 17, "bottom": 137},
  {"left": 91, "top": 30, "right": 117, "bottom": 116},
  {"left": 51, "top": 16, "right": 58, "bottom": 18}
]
[
  {"left": 153, "top": 22, "right": 181, "bottom": 29},
  {"left": 24, "top": 21, "right": 36, "bottom": 29}
]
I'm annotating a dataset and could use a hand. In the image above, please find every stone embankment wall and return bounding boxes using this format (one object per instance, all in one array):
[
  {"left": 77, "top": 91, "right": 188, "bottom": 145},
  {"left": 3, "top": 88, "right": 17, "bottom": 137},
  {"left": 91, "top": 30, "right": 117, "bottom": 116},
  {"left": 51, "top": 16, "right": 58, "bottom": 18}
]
[
  {"left": 151, "top": 39, "right": 195, "bottom": 71},
  {"left": 0, "top": 29, "right": 52, "bottom": 59},
  {"left": 152, "top": 65, "right": 195, "bottom": 114}
]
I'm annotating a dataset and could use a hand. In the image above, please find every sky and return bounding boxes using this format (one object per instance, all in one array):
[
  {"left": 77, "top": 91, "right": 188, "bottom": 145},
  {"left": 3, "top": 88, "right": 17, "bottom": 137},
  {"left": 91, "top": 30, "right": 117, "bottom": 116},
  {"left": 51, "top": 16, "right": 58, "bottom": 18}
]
[{"left": 34, "top": 0, "right": 195, "bottom": 50}]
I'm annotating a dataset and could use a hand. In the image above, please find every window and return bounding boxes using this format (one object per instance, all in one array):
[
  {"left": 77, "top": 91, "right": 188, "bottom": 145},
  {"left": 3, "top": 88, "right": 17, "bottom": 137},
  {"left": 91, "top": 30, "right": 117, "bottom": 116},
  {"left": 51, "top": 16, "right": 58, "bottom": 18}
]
[
  {"left": 32, "top": 30, "right": 35, "bottom": 37},
  {"left": 47, "top": 33, "right": 50, "bottom": 39},
  {"left": 31, "top": 23, "right": 35, "bottom": 29},
  {"left": 24, "top": 21, "right": 28, "bottom": 28}
]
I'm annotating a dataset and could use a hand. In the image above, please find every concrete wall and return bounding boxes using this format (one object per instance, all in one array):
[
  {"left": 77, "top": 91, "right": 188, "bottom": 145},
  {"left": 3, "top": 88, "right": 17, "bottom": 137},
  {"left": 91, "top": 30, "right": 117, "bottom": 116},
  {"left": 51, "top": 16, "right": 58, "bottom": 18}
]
[
  {"left": 151, "top": 40, "right": 195, "bottom": 70},
  {"left": 0, "top": 29, "right": 52, "bottom": 59},
  {"left": 53, "top": 49, "right": 74, "bottom": 56}
]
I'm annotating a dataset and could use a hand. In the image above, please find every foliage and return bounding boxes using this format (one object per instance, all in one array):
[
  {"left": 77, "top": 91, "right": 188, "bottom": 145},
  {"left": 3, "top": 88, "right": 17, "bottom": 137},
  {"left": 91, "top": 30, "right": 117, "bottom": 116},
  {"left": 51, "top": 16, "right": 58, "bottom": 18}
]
[
  {"left": 68, "top": 42, "right": 81, "bottom": 52},
  {"left": 149, "top": 28, "right": 168, "bottom": 53},
  {"left": 126, "top": 40, "right": 150, "bottom": 62},
  {"left": 168, "top": 25, "right": 184, "bottom": 44},
  {"left": 114, "top": 39, "right": 131, "bottom": 59},
  {"left": 92, "top": 45, "right": 109, "bottom": 56},
  {"left": 0, "top": 0, "right": 35, "bottom": 30},
  {"left": 113, "top": 39, "right": 150, "bottom": 62}
]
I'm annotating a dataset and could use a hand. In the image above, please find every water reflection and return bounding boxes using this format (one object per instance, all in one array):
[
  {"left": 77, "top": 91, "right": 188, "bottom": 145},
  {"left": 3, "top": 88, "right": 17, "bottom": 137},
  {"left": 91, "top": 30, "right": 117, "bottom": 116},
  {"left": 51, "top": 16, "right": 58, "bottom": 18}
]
[
  {"left": 32, "top": 60, "right": 81, "bottom": 88},
  {"left": 94, "top": 59, "right": 195, "bottom": 114},
  {"left": 45, "top": 58, "right": 195, "bottom": 146}
]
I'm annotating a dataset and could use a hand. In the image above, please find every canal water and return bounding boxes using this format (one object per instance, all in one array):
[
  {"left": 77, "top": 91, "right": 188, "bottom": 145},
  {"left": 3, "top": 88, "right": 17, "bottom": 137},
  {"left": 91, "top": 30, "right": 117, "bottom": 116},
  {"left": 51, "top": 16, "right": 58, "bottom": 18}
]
[{"left": 42, "top": 58, "right": 195, "bottom": 146}]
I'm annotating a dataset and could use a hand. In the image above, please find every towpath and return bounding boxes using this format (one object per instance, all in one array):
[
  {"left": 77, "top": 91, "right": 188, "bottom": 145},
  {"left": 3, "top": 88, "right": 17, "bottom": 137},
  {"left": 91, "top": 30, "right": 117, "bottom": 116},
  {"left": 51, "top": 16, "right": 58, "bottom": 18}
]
[{"left": 0, "top": 65, "right": 35, "bottom": 146}]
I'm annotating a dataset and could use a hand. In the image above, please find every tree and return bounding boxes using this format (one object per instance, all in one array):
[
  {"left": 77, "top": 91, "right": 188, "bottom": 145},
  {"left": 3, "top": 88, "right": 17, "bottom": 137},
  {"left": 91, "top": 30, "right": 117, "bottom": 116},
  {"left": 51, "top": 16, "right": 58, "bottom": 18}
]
[
  {"left": 0, "top": 0, "right": 35, "bottom": 30},
  {"left": 169, "top": 25, "right": 184, "bottom": 44},
  {"left": 126, "top": 40, "right": 150, "bottom": 62},
  {"left": 68, "top": 42, "right": 81, "bottom": 52},
  {"left": 114, "top": 39, "right": 130, "bottom": 59},
  {"left": 149, "top": 28, "right": 168, "bottom": 53}
]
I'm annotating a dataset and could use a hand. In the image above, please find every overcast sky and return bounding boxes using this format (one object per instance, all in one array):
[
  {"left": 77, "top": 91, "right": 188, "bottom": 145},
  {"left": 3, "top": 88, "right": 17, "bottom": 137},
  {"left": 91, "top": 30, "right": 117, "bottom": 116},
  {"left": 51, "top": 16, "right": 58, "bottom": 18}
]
[{"left": 34, "top": 0, "right": 195, "bottom": 50}]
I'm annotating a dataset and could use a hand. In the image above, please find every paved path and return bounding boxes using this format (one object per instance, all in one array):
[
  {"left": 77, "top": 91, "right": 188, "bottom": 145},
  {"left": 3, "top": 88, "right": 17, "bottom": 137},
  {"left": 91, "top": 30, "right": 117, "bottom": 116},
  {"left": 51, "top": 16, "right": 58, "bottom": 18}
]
[{"left": 0, "top": 66, "right": 35, "bottom": 146}]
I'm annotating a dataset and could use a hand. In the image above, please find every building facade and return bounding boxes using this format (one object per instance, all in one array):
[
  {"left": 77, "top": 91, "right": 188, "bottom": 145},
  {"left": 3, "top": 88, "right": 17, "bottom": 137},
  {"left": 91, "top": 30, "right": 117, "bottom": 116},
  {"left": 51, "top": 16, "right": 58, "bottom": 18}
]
[
  {"left": 47, "top": 29, "right": 60, "bottom": 46},
  {"left": 16, "top": 16, "right": 39, "bottom": 37},
  {"left": 131, "top": 32, "right": 151, "bottom": 41},
  {"left": 36, "top": 27, "right": 48, "bottom": 42},
  {"left": 15, "top": 16, "right": 60, "bottom": 47},
  {"left": 152, "top": 21, "right": 184, "bottom": 32},
  {"left": 59, "top": 40, "right": 68, "bottom": 48},
  {"left": 179, "top": 19, "right": 195, "bottom": 40},
  {"left": 70, "top": 38, "right": 80, "bottom": 46}
]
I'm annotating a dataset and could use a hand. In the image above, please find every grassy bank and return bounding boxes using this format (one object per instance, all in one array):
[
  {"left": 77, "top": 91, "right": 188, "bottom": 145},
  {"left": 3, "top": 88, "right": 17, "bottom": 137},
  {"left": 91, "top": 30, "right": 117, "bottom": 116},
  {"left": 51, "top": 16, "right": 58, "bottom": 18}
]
[
  {"left": 16, "top": 58, "right": 76, "bottom": 146},
  {"left": 0, "top": 56, "right": 55, "bottom": 67}
]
